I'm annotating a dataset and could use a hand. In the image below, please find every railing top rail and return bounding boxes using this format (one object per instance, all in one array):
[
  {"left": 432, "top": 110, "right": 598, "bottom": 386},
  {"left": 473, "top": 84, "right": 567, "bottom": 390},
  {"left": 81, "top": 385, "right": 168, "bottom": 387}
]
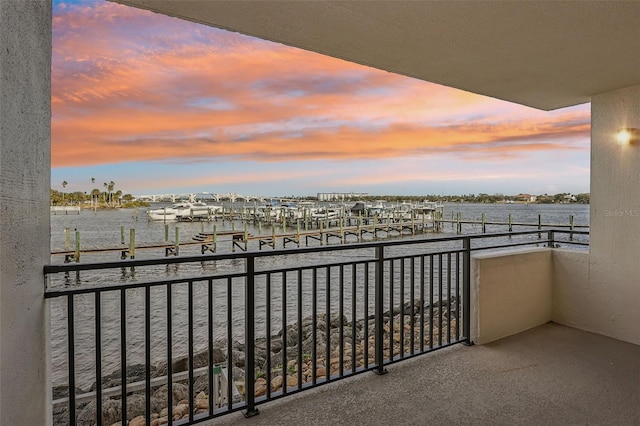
[{"left": 43, "top": 229, "right": 587, "bottom": 275}]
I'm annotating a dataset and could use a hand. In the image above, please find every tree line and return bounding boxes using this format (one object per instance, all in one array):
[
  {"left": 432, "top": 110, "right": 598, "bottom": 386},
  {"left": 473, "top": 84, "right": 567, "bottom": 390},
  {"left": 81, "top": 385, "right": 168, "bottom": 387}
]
[{"left": 51, "top": 178, "right": 147, "bottom": 207}]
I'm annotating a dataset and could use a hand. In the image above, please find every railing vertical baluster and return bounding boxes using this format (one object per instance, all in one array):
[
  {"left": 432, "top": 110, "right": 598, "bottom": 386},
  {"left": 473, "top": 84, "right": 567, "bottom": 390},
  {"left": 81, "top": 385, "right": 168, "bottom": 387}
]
[
  {"left": 429, "top": 255, "right": 434, "bottom": 350},
  {"left": 389, "top": 259, "right": 394, "bottom": 361},
  {"left": 226, "top": 278, "right": 232, "bottom": 410},
  {"left": 455, "top": 252, "right": 461, "bottom": 341},
  {"left": 374, "top": 246, "right": 387, "bottom": 375},
  {"left": 548, "top": 230, "right": 555, "bottom": 248},
  {"left": 282, "top": 271, "right": 288, "bottom": 393},
  {"left": 438, "top": 254, "right": 443, "bottom": 347},
  {"left": 67, "top": 295, "right": 76, "bottom": 426},
  {"left": 207, "top": 279, "right": 214, "bottom": 416},
  {"left": 363, "top": 262, "right": 369, "bottom": 369},
  {"left": 243, "top": 256, "right": 259, "bottom": 417},
  {"left": 266, "top": 274, "right": 272, "bottom": 399},
  {"left": 463, "top": 237, "right": 473, "bottom": 345},
  {"left": 312, "top": 268, "right": 317, "bottom": 385},
  {"left": 399, "top": 259, "right": 405, "bottom": 358},
  {"left": 188, "top": 280, "right": 194, "bottom": 423},
  {"left": 419, "top": 256, "right": 425, "bottom": 353},
  {"left": 339, "top": 265, "right": 344, "bottom": 377},
  {"left": 166, "top": 284, "right": 173, "bottom": 426},
  {"left": 410, "top": 257, "right": 415, "bottom": 355},
  {"left": 144, "top": 287, "right": 151, "bottom": 426},
  {"left": 95, "top": 292, "right": 102, "bottom": 426},
  {"left": 447, "top": 253, "right": 452, "bottom": 344},
  {"left": 325, "top": 266, "right": 331, "bottom": 382},
  {"left": 297, "top": 269, "right": 303, "bottom": 389},
  {"left": 120, "top": 288, "right": 127, "bottom": 426},
  {"left": 351, "top": 264, "right": 357, "bottom": 373}
]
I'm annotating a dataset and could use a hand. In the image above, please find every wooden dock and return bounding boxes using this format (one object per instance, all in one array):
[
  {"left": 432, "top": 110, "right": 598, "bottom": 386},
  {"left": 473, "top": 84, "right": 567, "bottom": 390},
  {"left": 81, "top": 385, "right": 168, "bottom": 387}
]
[
  {"left": 438, "top": 212, "right": 587, "bottom": 234},
  {"left": 50, "top": 212, "right": 587, "bottom": 262},
  {"left": 192, "top": 218, "right": 437, "bottom": 252}
]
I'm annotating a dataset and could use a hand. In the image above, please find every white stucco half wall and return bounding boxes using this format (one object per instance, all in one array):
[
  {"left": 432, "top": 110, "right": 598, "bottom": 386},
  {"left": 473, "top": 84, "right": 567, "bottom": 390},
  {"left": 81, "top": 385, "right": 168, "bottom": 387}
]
[{"left": 471, "top": 248, "right": 553, "bottom": 345}]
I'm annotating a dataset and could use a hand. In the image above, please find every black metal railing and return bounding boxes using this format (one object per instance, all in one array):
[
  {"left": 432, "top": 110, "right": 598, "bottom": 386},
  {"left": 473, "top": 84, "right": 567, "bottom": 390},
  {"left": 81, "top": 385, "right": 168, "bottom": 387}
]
[{"left": 44, "top": 229, "right": 588, "bottom": 426}]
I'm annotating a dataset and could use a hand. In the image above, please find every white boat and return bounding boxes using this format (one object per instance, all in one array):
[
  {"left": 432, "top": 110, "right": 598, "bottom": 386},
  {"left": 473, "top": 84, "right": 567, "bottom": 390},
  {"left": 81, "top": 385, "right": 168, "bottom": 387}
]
[
  {"left": 147, "top": 202, "right": 219, "bottom": 221},
  {"left": 412, "top": 201, "right": 443, "bottom": 220},
  {"left": 310, "top": 207, "right": 342, "bottom": 220}
]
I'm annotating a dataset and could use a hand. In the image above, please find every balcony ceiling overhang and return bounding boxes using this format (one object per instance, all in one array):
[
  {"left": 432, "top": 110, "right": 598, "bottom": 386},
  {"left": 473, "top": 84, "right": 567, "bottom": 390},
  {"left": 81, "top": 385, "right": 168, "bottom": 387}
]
[{"left": 114, "top": 1, "right": 640, "bottom": 111}]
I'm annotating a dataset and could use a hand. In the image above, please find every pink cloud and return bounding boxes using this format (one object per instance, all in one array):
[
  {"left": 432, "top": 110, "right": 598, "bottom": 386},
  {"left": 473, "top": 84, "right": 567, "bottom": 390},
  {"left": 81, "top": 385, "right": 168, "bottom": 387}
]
[{"left": 52, "top": 1, "right": 591, "bottom": 171}]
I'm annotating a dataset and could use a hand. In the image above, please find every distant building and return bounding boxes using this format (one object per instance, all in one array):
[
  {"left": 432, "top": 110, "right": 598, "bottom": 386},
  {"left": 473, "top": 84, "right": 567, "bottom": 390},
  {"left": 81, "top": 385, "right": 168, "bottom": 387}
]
[
  {"left": 516, "top": 194, "right": 537, "bottom": 203},
  {"left": 317, "top": 192, "right": 368, "bottom": 202}
]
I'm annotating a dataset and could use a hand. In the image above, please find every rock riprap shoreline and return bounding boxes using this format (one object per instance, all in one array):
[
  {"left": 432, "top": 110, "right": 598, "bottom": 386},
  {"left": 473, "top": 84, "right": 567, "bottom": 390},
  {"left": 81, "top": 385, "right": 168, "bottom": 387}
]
[{"left": 54, "top": 298, "right": 459, "bottom": 426}]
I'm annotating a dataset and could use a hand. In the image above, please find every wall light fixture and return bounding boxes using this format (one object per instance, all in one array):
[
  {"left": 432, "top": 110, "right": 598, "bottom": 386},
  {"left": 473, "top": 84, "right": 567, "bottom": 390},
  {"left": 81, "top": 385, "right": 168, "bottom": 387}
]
[{"left": 616, "top": 128, "right": 640, "bottom": 146}]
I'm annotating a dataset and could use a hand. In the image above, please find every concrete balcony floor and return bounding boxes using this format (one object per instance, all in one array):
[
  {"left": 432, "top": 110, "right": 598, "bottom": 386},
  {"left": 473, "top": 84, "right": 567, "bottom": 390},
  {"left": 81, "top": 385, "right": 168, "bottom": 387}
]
[{"left": 205, "top": 323, "right": 639, "bottom": 425}]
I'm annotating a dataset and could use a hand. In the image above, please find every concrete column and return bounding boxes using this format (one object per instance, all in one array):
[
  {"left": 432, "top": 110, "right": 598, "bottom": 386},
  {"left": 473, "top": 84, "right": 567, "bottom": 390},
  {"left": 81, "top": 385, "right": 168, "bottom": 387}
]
[
  {"left": 0, "top": 0, "right": 51, "bottom": 424},
  {"left": 588, "top": 85, "right": 640, "bottom": 344}
]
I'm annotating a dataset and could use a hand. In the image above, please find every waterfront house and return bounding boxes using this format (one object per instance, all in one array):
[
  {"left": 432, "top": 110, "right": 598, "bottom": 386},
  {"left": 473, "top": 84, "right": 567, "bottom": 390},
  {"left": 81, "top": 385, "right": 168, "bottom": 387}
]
[{"left": 1, "top": 1, "right": 638, "bottom": 424}]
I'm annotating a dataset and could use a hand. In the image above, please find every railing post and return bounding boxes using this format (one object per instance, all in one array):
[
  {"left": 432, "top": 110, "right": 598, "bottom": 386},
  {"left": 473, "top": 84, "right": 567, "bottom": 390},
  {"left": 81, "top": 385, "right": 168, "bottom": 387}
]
[
  {"left": 243, "top": 255, "right": 260, "bottom": 417},
  {"left": 374, "top": 245, "right": 388, "bottom": 375},
  {"left": 547, "top": 230, "right": 555, "bottom": 248},
  {"left": 462, "top": 237, "right": 473, "bottom": 346}
]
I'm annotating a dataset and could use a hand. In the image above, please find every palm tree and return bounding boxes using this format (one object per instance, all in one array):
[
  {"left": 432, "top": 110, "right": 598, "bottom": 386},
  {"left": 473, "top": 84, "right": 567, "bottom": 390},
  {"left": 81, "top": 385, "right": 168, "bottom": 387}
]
[
  {"left": 103, "top": 181, "right": 116, "bottom": 206},
  {"left": 108, "top": 181, "right": 115, "bottom": 206},
  {"left": 91, "top": 188, "right": 100, "bottom": 208},
  {"left": 62, "top": 181, "right": 67, "bottom": 204}
]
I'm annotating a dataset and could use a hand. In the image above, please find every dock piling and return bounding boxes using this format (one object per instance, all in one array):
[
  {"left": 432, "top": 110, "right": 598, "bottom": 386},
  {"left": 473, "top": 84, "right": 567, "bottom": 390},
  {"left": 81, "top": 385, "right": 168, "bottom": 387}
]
[
  {"left": 129, "top": 229, "right": 135, "bottom": 259},
  {"left": 65, "top": 227, "right": 70, "bottom": 249},
  {"left": 74, "top": 230, "right": 80, "bottom": 263}
]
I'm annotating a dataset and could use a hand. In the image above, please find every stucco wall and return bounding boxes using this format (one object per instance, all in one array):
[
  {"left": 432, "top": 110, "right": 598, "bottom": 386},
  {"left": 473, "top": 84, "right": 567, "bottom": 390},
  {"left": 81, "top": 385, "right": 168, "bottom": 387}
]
[
  {"left": 0, "top": 0, "right": 51, "bottom": 424},
  {"left": 588, "top": 85, "right": 640, "bottom": 344},
  {"left": 471, "top": 248, "right": 553, "bottom": 344},
  {"left": 551, "top": 249, "right": 593, "bottom": 328}
]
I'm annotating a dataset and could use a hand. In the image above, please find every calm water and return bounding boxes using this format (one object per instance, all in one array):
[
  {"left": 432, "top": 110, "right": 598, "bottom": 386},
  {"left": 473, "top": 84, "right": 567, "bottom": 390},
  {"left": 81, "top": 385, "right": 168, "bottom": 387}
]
[{"left": 48, "top": 203, "right": 589, "bottom": 388}]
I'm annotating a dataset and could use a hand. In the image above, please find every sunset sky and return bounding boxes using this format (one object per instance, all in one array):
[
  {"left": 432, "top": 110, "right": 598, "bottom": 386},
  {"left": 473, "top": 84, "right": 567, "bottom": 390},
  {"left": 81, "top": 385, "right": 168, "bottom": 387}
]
[{"left": 52, "top": 0, "right": 591, "bottom": 198}]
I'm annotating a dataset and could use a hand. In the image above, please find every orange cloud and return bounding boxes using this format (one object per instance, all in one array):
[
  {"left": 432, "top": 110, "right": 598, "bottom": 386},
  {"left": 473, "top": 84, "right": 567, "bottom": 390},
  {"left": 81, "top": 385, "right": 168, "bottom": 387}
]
[{"left": 52, "top": 1, "right": 590, "bottom": 171}]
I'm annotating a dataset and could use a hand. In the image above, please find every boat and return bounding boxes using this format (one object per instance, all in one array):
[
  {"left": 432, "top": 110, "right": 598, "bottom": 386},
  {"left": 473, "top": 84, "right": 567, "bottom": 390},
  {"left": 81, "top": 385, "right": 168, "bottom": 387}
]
[
  {"left": 147, "top": 202, "right": 220, "bottom": 221},
  {"left": 411, "top": 201, "right": 444, "bottom": 220},
  {"left": 310, "top": 206, "right": 342, "bottom": 220}
]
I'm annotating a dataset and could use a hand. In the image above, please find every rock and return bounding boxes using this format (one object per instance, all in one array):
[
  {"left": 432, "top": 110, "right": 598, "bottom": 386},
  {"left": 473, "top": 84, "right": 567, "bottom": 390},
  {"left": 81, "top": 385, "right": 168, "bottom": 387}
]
[
  {"left": 129, "top": 416, "right": 146, "bottom": 426},
  {"left": 52, "top": 405, "right": 70, "bottom": 426},
  {"left": 76, "top": 398, "right": 121, "bottom": 426},
  {"left": 232, "top": 349, "right": 245, "bottom": 368},
  {"left": 232, "top": 339, "right": 245, "bottom": 352},
  {"left": 232, "top": 366, "right": 245, "bottom": 382},
  {"left": 192, "top": 372, "right": 210, "bottom": 395},
  {"left": 155, "top": 349, "right": 223, "bottom": 377},
  {"left": 254, "top": 379, "right": 267, "bottom": 397},
  {"left": 269, "top": 338, "right": 283, "bottom": 353},
  {"left": 271, "top": 375, "right": 283, "bottom": 391},
  {"left": 195, "top": 397, "right": 209, "bottom": 410},
  {"left": 151, "top": 416, "right": 168, "bottom": 426},
  {"left": 92, "top": 364, "right": 154, "bottom": 391},
  {"left": 125, "top": 394, "right": 147, "bottom": 420},
  {"left": 286, "top": 375, "right": 298, "bottom": 387},
  {"left": 151, "top": 383, "right": 189, "bottom": 413},
  {"left": 174, "top": 403, "right": 189, "bottom": 418},
  {"left": 285, "top": 325, "right": 299, "bottom": 346},
  {"left": 52, "top": 385, "right": 86, "bottom": 400}
]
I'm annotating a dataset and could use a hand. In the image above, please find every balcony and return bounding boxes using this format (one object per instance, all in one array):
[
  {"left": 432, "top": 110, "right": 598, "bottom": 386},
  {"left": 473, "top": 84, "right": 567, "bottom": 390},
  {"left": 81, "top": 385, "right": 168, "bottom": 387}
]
[
  {"left": 204, "top": 322, "right": 640, "bottom": 426},
  {"left": 44, "top": 230, "right": 633, "bottom": 426}
]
